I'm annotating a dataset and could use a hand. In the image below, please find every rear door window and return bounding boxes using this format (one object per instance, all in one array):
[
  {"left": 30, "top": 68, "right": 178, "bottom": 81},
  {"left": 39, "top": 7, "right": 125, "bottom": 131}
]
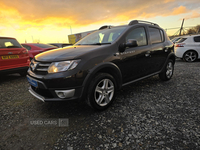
[
  {"left": 177, "top": 38, "right": 187, "bottom": 43},
  {"left": 0, "top": 38, "right": 22, "bottom": 48},
  {"left": 149, "top": 27, "right": 163, "bottom": 44},
  {"left": 22, "top": 44, "right": 31, "bottom": 50}
]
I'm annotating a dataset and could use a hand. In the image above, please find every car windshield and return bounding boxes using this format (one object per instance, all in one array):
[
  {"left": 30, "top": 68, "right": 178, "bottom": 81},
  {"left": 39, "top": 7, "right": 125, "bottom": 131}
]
[{"left": 75, "top": 27, "right": 126, "bottom": 45}]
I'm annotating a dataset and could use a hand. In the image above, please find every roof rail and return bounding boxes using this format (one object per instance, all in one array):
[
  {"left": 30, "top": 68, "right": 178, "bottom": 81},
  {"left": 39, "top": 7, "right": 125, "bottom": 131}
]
[
  {"left": 99, "top": 25, "right": 112, "bottom": 30},
  {"left": 128, "top": 20, "right": 159, "bottom": 27}
]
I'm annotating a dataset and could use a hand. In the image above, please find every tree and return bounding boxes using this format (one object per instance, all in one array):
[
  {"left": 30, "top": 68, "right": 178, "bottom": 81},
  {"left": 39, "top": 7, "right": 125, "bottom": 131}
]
[{"left": 186, "top": 25, "right": 200, "bottom": 34}]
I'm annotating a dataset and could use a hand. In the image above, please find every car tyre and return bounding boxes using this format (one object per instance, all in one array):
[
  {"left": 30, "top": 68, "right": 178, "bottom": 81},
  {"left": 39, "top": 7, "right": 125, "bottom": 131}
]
[
  {"left": 86, "top": 73, "right": 116, "bottom": 110},
  {"left": 159, "top": 59, "right": 174, "bottom": 81},
  {"left": 183, "top": 51, "right": 197, "bottom": 62}
]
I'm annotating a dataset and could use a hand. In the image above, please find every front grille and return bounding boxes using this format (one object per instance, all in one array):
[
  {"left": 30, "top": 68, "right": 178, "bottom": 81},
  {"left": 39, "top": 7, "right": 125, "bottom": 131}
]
[{"left": 30, "top": 60, "right": 51, "bottom": 75}]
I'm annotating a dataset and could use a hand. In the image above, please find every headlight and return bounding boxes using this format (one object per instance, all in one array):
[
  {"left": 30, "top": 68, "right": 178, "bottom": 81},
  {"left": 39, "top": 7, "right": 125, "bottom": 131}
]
[{"left": 48, "top": 60, "right": 80, "bottom": 73}]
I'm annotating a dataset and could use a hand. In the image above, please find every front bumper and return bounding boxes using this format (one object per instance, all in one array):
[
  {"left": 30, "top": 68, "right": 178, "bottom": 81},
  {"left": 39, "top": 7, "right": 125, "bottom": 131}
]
[
  {"left": 0, "top": 66, "right": 29, "bottom": 75},
  {"left": 27, "top": 75, "right": 84, "bottom": 102},
  {"left": 28, "top": 86, "right": 81, "bottom": 102}
]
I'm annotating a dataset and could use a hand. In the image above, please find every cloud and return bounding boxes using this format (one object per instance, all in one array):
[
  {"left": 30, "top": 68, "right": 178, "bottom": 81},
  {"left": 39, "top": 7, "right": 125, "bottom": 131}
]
[
  {"left": 185, "top": 11, "right": 200, "bottom": 20},
  {"left": 164, "top": 0, "right": 175, "bottom": 3},
  {"left": 0, "top": 0, "right": 199, "bottom": 30},
  {"left": 172, "top": 6, "right": 188, "bottom": 15}
]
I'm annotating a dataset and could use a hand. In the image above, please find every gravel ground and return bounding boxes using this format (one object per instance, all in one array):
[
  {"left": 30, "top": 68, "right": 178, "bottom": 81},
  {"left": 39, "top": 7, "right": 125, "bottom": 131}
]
[{"left": 0, "top": 59, "right": 200, "bottom": 150}]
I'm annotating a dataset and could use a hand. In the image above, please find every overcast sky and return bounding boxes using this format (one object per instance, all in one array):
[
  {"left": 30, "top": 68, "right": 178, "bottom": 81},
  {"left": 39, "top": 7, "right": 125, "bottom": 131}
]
[{"left": 0, "top": 0, "right": 199, "bottom": 43}]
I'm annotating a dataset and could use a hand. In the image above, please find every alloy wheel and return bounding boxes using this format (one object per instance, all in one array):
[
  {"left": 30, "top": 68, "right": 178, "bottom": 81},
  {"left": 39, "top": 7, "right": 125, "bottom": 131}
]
[
  {"left": 184, "top": 51, "right": 197, "bottom": 62},
  {"left": 166, "top": 62, "right": 173, "bottom": 79},
  {"left": 94, "top": 79, "right": 114, "bottom": 106}
]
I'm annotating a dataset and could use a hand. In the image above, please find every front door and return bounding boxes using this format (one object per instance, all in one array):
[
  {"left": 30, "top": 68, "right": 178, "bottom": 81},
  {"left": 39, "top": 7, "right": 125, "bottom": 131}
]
[{"left": 118, "top": 27, "right": 153, "bottom": 83}]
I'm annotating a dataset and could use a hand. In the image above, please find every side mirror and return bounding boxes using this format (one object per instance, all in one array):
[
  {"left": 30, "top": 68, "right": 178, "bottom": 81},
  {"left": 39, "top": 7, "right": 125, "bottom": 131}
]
[
  {"left": 118, "top": 39, "right": 138, "bottom": 52},
  {"left": 126, "top": 39, "right": 138, "bottom": 48}
]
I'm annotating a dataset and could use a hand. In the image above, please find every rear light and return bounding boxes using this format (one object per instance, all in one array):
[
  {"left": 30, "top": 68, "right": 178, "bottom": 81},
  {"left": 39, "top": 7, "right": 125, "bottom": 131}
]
[
  {"left": 22, "top": 49, "right": 28, "bottom": 54},
  {"left": 176, "top": 43, "right": 185, "bottom": 47}
]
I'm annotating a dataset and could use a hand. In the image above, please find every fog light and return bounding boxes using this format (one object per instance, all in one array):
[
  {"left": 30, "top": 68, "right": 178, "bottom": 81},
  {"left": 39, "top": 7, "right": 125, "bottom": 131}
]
[
  {"left": 55, "top": 89, "right": 75, "bottom": 99},
  {"left": 57, "top": 92, "right": 65, "bottom": 98}
]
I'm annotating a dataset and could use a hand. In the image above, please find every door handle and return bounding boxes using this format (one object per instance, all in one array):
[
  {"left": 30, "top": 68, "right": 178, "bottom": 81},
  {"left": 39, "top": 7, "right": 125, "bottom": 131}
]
[
  {"left": 164, "top": 47, "right": 168, "bottom": 52},
  {"left": 145, "top": 51, "right": 151, "bottom": 57},
  {"left": 145, "top": 53, "right": 150, "bottom": 57}
]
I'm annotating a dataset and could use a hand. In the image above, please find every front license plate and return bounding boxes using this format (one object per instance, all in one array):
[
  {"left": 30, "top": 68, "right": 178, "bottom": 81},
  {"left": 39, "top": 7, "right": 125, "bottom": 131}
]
[
  {"left": 1, "top": 55, "right": 19, "bottom": 59},
  {"left": 27, "top": 76, "right": 38, "bottom": 88}
]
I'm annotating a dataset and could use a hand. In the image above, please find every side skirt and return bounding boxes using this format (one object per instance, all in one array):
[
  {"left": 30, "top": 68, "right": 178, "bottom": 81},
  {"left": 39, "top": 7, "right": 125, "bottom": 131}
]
[{"left": 122, "top": 71, "right": 161, "bottom": 87}]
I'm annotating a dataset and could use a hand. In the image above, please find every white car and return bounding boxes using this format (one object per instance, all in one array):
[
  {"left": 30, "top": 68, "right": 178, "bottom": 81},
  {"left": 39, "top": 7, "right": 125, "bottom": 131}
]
[{"left": 174, "top": 34, "right": 200, "bottom": 62}]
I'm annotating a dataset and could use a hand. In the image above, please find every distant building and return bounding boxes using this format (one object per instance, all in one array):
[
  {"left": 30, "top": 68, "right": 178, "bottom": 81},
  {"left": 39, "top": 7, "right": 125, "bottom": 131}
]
[{"left": 68, "top": 30, "right": 96, "bottom": 44}]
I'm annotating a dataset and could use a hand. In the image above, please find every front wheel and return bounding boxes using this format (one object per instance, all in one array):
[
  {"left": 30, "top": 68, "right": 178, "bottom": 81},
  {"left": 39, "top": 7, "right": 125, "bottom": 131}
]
[
  {"left": 159, "top": 59, "right": 174, "bottom": 81},
  {"left": 86, "top": 73, "right": 116, "bottom": 110}
]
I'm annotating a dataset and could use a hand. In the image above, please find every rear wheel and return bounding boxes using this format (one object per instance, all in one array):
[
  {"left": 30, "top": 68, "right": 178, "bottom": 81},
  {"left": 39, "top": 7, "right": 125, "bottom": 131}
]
[
  {"left": 159, "top": 59, "right": 174, "bottom": 81},
  {"left": 183, "top": 51, "right": 197, "bottom": 62},
  {"left": 86, "top": 73, "right": 116, "bottom": 110}
]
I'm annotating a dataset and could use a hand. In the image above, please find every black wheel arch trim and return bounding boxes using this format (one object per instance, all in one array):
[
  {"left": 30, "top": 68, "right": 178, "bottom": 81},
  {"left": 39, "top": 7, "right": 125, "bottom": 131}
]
[
  {"left": 183, "top": 49, "right": 198, "bottom": 58},
  {"left": 84, "top": 62, "right": 122, "bottom": 89},
  {"left": 80, "top": 62, "right": 123, "bottom": 100},
  {"left": 161, "top": 52, "right": 176, "bottom": 73}
]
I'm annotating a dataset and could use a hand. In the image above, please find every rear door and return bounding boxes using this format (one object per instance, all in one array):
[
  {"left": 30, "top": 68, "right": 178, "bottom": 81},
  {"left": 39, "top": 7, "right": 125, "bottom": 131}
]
[
  {"left": 148, "top": 27, "right": 168, "bottom": 73},
  {"left": 0, "top": 38, "right": 29, "bottom": 70}
]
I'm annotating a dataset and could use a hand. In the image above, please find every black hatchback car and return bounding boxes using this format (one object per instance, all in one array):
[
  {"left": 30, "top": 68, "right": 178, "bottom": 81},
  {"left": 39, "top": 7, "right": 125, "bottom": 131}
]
[{"left": 27, "top": 20, "right": 175, "bottom": 110}]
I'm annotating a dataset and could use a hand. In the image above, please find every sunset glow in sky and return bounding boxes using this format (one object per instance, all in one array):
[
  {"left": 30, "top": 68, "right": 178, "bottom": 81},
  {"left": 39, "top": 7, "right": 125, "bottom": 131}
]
[{"left": 0, "top": 0, "right": 199, "bottom": 43}]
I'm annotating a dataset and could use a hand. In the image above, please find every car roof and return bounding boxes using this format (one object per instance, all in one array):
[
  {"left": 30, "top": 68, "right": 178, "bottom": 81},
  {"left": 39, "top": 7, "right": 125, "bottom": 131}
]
[
  {"left": 179, "top": 34, "right": 200, "bottom": 38},
  {"left": 0, "top": 36, "right": 16, "bottom": 39},
  {"left": 48, "top": 43, "right": 71, "bottom": 45},
  {"left": 21, "top": 43, "right": 52, "bottom": 45},
  {"left": 101, "top": 24, "right": 161, "bottom": 30},
  {"left": 99, "top": 20, "right": 162, "bottom": 31}
]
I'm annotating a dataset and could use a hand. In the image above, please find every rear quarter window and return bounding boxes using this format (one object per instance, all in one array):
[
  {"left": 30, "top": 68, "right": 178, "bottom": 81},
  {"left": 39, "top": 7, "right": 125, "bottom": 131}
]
[
  {"left": 159, "top": 30, "right": 164, "bottom": 42},
  {"left": 194, "top": 36, "right": 200, "bottom": 42}
]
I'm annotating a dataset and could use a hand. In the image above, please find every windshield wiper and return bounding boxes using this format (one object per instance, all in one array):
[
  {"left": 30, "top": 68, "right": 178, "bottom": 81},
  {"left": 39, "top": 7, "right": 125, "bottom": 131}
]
[
  {"left": 76, "top": 43, "right": 111, "bottom": 46},
  {"left": 90, "top": 43, "right": 111, "bottom": 45},
  {"left": 75, "top": 44, "right": 92, "bottom": 45}
]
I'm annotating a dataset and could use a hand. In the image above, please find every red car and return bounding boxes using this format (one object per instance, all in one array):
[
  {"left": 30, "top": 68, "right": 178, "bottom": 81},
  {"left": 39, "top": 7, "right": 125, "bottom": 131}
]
[
  {"left": 21, "top": 43, "right": 57, "bottom": 60},
  {"left": 0, "top": 37, "right": 30, "bottom": 76}
]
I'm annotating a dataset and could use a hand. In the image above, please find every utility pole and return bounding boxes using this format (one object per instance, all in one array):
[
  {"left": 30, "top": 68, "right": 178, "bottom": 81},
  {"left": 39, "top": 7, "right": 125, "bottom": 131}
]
[
  {"left": 179, "top": 19, "right": 185, "bottom": 36},
  {"left": 69, "top": 25, "right": 72, "bottom": 34},
  {"left": 32, "top": 36, "right": 34, "bottom": 43},
  {"left": 197, "top": 28, "right": 200, "bottom": 34}
]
